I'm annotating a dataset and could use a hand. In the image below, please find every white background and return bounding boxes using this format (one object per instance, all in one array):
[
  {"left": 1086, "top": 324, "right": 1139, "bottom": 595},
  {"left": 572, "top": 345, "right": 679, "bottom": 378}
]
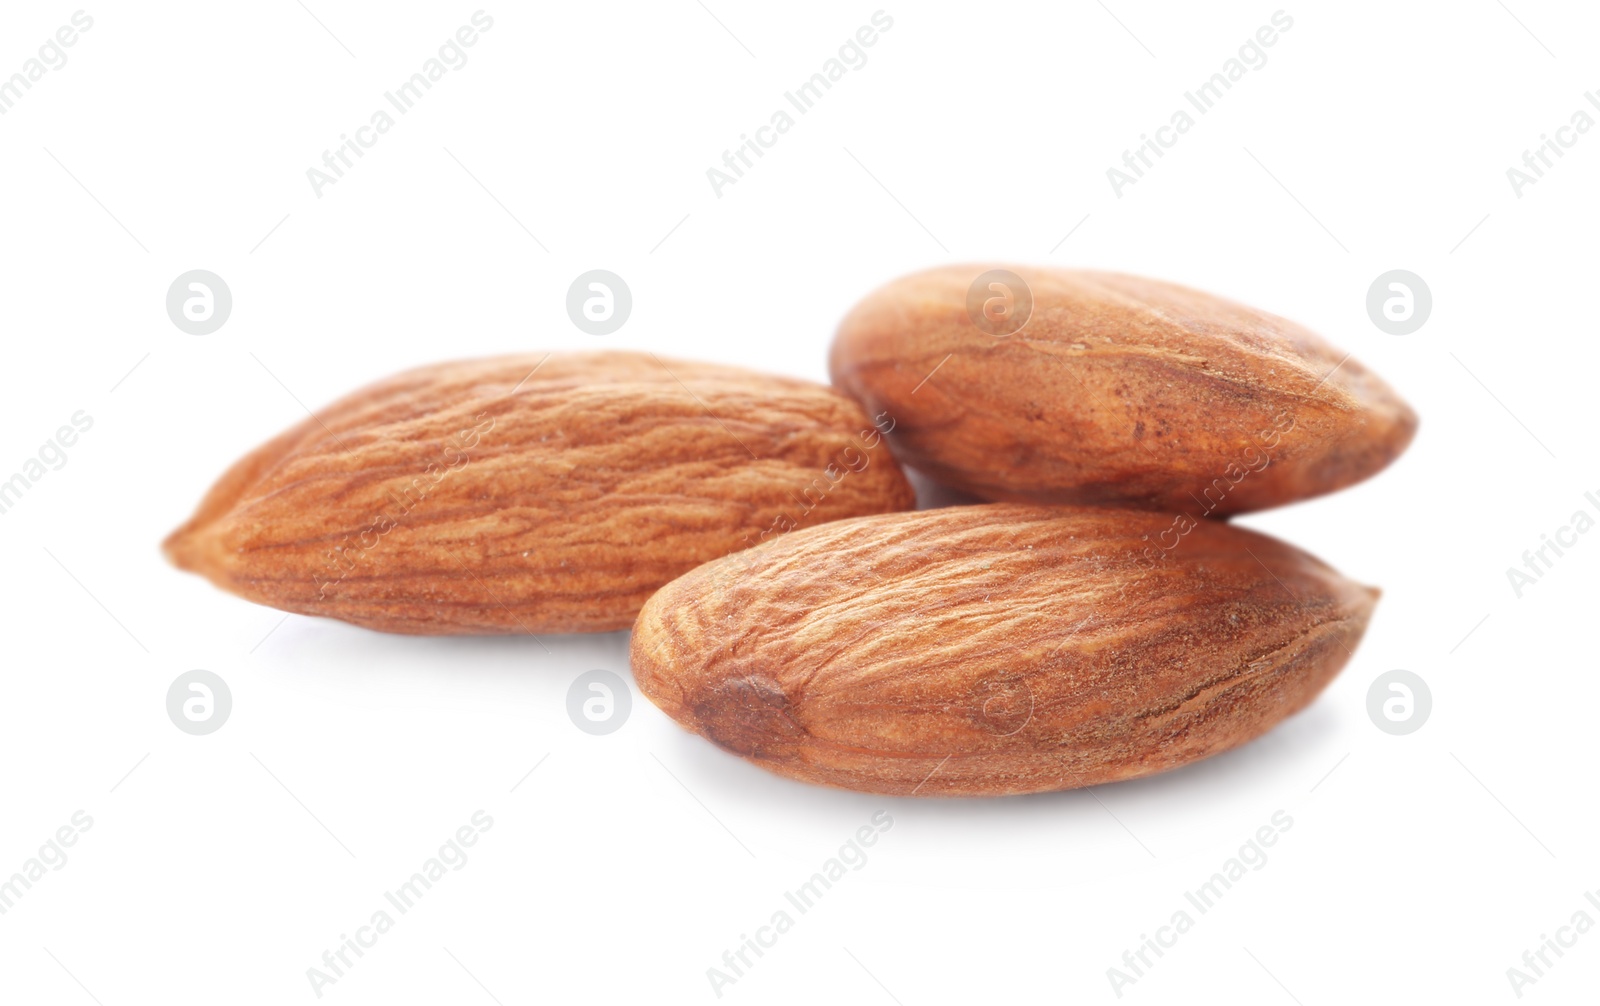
[{"left": 1, "top": 1, "right": 1595, "bottom": 1003}]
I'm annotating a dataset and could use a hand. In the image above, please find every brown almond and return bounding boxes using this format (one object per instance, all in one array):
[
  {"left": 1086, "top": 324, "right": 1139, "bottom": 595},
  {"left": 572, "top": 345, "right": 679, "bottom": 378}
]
[
  {"left": 631, "top": 504, "right": 1377, "bottom": 797},
  {"left": 829, "top": 266, "right": 1418, "bottom": 515},
  {"left": 164, "top": 351, "right": 914, "bottom": 634}
]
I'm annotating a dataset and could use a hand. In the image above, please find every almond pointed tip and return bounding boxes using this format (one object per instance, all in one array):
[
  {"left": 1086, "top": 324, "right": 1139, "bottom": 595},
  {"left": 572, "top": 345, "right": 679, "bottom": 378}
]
[{"left": 161, "top": 524, "right": 198, "bottom": 572}]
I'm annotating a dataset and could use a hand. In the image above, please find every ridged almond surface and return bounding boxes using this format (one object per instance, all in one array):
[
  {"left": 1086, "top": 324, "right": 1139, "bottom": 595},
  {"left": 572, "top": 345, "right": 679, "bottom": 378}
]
[
  {"left": 164, "top": 351, "right": 914, "bottom": 634},
  {"left": 829, "top": 266, "right": 1418, "bottom": 515},
  {"left": 632, "top": 504, "right": 1377, "bottom": 796}
]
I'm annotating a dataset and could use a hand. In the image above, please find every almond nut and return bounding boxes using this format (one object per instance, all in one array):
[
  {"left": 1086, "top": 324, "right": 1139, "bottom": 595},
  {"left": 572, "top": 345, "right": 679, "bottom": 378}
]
[
  {"left": 829, "top": 266, "right": 1417, "bottom": 515},
  {"left": 164, "top": 351, "right": 915, "bottom": 634},
  {"left": 631, "top": 503, "right": 1377, "bottom": 796}
]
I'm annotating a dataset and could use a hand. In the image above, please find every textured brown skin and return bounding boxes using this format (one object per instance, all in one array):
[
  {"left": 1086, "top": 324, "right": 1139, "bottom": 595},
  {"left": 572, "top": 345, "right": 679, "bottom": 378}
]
[
  {"left": 829, "top": 266, "right": 1418, "bottom": 515},
  {"left": 631, "top": 504, "right": 1377, "bottom": 797},
  {"left": 164, "top": 351, "right": 915, "bottom": 634}
]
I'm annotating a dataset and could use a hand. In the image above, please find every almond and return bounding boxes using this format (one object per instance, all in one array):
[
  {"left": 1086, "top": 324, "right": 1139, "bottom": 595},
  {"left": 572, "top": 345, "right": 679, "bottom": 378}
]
[
  {"left": 829, "top": 266, "right": 1417, "bottom": 515},
  {"left": 631, "top": 504, "right": 1377, "bottom": 796},
  {"left": 164, "top": 351, "right": 915, "bottom": 634}
]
